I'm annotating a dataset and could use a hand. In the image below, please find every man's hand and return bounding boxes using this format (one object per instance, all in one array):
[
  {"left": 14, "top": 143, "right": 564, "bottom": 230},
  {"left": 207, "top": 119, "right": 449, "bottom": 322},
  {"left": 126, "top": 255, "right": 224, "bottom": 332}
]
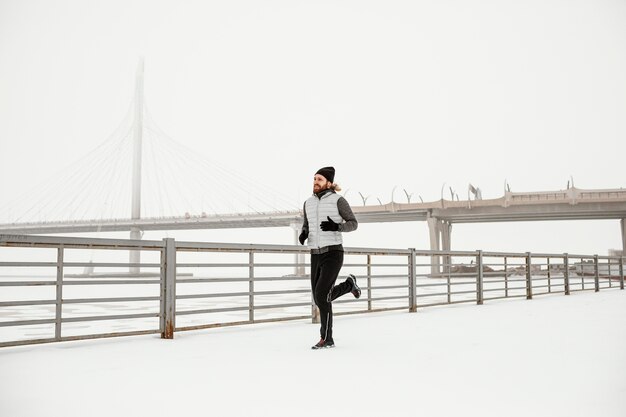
[
  {"left": 299, "top": 231, "right": 308, "bottom": 245},
  {"left": 320, "top": 216, "right": 340, "bottom": 232}
]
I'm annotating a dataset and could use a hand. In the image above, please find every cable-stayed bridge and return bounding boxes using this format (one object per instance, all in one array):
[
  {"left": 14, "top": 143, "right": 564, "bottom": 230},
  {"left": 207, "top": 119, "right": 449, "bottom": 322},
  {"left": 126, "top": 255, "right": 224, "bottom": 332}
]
[{"left": 1, "top": 61, "right": 625, "bottom": 269}]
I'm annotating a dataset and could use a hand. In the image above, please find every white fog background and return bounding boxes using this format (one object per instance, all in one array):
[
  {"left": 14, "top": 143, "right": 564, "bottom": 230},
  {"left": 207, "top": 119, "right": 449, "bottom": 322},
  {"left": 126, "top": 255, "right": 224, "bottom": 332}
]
[{"left": 0, "top": 0, "right": 625, "bottom": 255}]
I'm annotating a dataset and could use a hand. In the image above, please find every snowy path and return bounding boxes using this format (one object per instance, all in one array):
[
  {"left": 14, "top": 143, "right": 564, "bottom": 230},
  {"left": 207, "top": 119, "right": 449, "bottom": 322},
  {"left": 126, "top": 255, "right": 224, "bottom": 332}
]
[{"left": 1, "top": 290, "right": 625, "bottom": 417}]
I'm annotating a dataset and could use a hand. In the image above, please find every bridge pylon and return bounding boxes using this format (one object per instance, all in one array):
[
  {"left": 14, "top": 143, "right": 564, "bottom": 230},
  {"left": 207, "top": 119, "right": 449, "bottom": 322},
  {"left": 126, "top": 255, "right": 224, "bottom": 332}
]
[{"left": 130, "top": 58, "right": 144, "bottom": 274}]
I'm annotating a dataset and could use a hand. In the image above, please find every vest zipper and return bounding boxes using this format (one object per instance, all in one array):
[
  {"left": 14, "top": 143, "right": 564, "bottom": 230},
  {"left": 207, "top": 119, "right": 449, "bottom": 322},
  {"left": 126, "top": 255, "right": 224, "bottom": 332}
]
[{"left": 315, "top": 194, "right": 321, "bottom": 249}]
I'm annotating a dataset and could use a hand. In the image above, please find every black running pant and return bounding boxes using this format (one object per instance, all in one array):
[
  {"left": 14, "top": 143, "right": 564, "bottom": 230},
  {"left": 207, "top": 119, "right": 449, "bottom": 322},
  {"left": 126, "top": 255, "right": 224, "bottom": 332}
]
[{"left": 310, "top": 250, "right": 352, "bottom": 340}]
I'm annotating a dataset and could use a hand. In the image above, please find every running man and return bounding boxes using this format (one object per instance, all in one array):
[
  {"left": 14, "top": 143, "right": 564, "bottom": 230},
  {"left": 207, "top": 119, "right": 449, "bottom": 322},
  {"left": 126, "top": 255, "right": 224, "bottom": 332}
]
[{"left": 299, "top": 166, "right": 361, "bottom": 349}]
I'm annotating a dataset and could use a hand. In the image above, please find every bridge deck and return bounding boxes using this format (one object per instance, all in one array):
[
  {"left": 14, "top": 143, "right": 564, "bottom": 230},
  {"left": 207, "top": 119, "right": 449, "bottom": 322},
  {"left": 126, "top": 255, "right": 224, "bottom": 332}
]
[{"left": 1, "top": 187, "right": 625, "bottom": 233}]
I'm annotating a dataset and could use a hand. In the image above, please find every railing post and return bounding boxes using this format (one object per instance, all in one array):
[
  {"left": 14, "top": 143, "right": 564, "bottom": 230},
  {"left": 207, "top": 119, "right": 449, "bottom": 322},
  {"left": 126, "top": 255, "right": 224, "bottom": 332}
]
[
  {"left": 161, "top": 238, "right": 176, "bottom": 339},
  {"left": 547, "top": 257, "right": 552, "bottom": 293},
  {"left": 563, "top": 254, "right": 570, "bottom": 295},
  {"left": 249, "top": 251, "right": 255, "bottom": 323},
  {"left": 619, "top": 256, "right": 624, "bottom": 290},
  {"left": 367, "top": 255, "right": 372, "bottom": 311},
  {"left": 525, "top": 252, "right": 533, "bottom": 300},
  {"left": 310, "top": 251, "right": 319, "bottom": 323},
  {"left": 55, "top": 245, "right": 64, "bottom": 341},
  {"left": 594, "top": 255, "right": 600, "bottom": 292},
  {"left": 312, "top": 304, "right": 320, "bottom": 323},
  {"left": 580, "top": 257, "right": 585, "bottom": 290},
  {"left": 409, "top": 249, "right": 417, "bottom": 312},
  {"left": 446, "top": 256, "right": 451, "bottom": 304},
  {"left": 504, "top": 256, "right": 509, "bottom": 298},
  {"left": 476, "top": 250, "right": 484, "bottom": 305}
]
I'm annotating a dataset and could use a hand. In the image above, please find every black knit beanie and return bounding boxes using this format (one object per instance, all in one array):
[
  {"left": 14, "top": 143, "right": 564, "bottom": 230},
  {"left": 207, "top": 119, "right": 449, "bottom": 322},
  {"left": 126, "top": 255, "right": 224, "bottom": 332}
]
[{"left": 315, "top": 166, "right": 335, "bottom": 183}]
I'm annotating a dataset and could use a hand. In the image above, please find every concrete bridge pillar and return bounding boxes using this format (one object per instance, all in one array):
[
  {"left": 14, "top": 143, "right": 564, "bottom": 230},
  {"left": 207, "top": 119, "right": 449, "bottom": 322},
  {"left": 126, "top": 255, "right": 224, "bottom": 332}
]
[
  {"left": 441, "top": 220, "right": 452, "bottom": 274},
  {"left": 427, "top": 217, "right": 440, "bottom": 276},
  {"left": 427, "top": 216, "right": 452, "bottom": 276}
]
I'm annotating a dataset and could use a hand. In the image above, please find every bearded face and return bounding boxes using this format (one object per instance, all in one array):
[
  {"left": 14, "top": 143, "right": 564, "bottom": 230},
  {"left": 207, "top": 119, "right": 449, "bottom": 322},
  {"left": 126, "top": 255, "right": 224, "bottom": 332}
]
[{"left": 313, "top": 174, "right": 330, "bottom": 194}]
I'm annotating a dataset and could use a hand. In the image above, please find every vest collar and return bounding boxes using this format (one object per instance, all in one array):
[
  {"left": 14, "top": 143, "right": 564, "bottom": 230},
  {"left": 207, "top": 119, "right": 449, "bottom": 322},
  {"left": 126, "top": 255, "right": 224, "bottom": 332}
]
[{"left": 314, "top": 189, "right": 335, "bottom": 199}]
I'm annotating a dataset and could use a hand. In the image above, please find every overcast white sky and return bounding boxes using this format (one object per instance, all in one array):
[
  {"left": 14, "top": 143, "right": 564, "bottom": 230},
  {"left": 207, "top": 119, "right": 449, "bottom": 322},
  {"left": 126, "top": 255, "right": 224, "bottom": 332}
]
[{"left": 0, "top": 0, "right": 625, "bottom": 254}]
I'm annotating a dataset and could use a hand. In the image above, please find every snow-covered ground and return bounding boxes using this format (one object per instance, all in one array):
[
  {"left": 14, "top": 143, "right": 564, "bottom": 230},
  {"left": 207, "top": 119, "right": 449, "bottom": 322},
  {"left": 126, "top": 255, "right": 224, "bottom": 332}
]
[{"left": 1, "top": 289, "right": 625, "bottom": 417}]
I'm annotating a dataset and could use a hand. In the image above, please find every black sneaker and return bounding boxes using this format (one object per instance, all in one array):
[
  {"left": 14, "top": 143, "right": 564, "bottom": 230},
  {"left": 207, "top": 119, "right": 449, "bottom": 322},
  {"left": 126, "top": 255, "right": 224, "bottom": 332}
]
[
  {"left": 347, "top": 274, "right": 361, "bottom": 299},
  {"left": 311, "top": 338, "right": 335, "bottom": 349}
]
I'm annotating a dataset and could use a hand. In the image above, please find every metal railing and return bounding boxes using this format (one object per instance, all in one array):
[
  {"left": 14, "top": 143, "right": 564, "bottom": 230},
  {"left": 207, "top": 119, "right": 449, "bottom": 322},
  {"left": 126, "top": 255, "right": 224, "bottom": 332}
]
[{"left": 0, "top": 234, "right": 623, "bottom": 348}]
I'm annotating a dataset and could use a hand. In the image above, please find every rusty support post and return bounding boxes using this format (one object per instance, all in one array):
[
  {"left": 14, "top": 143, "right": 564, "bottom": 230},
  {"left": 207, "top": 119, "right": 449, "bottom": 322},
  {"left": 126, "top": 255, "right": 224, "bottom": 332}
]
[
  {"left": 594, "top": 255, "right": 600, "bottom": 292},
  {"left": 476, "top": 250, "right": 484, "bottom": 305},
  {"left": 55, "top": 245, "right": 64, "bottom": 341},
  {"left": 564, "top": 254, "right": 570, "bottom": 295},
  {"left": 367, "top": 255, "right": 372, "bottom": 311},
  {"left": 619, "top": 256, "right": 624, "bottom": 290},
  {"left": 312, "top": 250, "right": 319, "bottom": 322},
  {"left": 547, "top": 257, "right": 551, "bottom": 293},
  {"left": 504, "top": 256, "right": 509, "bottom": 298},
  {"left": 312, "top": 305, "right": 320, "bottom": 324},
  {"left": 161, "top": 238, "right": 176, "bottom": 339},
  {"left": 409, "top": 248, "right": 417, "bottom": 312},
  {"left": 579, "top": 257, "right": 584, "bottom": 290},
  {"left": 447, "top": 257, "right": 451, "bottom": 304},
  {"left": 526, "top": 252, "right": 533, "bottom": 300}
]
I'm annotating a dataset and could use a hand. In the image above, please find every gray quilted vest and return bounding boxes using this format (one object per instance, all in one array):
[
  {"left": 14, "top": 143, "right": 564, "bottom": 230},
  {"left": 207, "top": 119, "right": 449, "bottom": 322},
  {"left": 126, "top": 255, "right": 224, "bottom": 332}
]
[{"left": 305, "top": 192, "right": 343, "bottom": 249}]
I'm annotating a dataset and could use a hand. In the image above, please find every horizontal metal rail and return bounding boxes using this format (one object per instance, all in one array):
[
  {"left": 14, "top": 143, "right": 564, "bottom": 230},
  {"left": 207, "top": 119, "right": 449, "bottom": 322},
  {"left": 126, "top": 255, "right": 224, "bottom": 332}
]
[
  {"left": 417, "top": 292, "right": 454, "bottom": 298},
  {"left": 0, "top": 299, "right": 56, "bottom": 307},
  {"left": 63, "top": 296, "right": 160, "bottom": 304},
  {"left": 176, "top": 289, "right": 310, "bottom": 299},
  {"left": 0, "top": 281, "right": 56, "bottom": 286},
  {"left": 63, "top": 262, "right": 161, "bottom": 268},
  {"left": 484, "top": 294, "right": 527, "bottom": 302},
  {"left": 0, "top": 318, "right": 56, "bottom": 328},
  {"left": 417, "top": 299, "right": 477, "bottom": 308},
  {"left": 62, "top": 279, "right": 160, "bottom": 285},
  {"left": 0, "top": 262, "right": 58, "bottom": 267},
  {"left": 61, "top": 312, "right": 159, "bottom": 323},
  {"left": 0, "top": 330, "right": 162, "bottom": 348}
]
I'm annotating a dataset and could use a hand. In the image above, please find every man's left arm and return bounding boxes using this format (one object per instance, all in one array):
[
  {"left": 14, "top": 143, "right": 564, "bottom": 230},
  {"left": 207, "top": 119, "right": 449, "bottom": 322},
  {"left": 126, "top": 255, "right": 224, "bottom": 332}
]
[{"left": 337, "top": 197, "right": 358, "bottom": 232}]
